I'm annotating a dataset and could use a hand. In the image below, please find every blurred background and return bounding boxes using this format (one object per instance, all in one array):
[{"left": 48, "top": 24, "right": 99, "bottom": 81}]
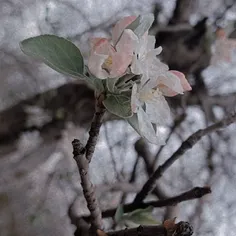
[{"left": 0, "top": 0, "right": 236, "bottom": 235}]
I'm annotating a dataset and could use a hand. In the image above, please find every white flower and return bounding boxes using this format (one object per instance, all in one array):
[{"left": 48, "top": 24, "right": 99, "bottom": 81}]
[
  {"left": 131, "top": 34, "right": 188, "bottom": 95},
  {"left": 130, "top": 35, "right": 192, "bottom": 144},
  {"left": 88, "top": 16, "right": 138, "bottom": 79},
  {"left": 131, "top": 82, "right": 170, "bottom": 145}
]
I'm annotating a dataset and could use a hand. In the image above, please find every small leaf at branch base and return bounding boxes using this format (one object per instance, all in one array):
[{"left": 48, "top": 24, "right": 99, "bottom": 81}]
[
  {"left": 20, "top": 35, "right": 84, "bottom": 78},
  {"left": 103, "top": 94, "right": 132, "bottom": 118},
  {"left": 126, "top": 113, "right": 141, "bottom": 134},
  {"left": 106, "top": 77, "right": 120, "bottom": 93},
  {"left": 122, "top": 206, "right": 160, "bottom": 227},
  {"left": 114, "top": 204, "right": 124, "bottom": 223}
]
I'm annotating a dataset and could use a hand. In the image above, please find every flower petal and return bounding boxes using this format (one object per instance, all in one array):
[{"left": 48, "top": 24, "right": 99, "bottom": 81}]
[
  {"left": 109, "top": 52, "right": 132, "bottom": 77},
  {"left": 116, "top": 29, "right": 138, "bottom": 56},
  {"left": 147, "top": 35, "right": 156, "bottom": 51},
  {"left": 145, "top": 93, "right": 171, "bottom": 125},
  {"left": 137, "top": 107, "right": 165, "bottom": 145},
  {"left": 88, "top": 52, "right": 109, "bottom": 79},
  {"left": 170, "top": 70, "right": 192, "bottom": 91},
  {"left": 112, "top": 16, "right": 137, "bottom": 45},
  {"left": 90, "top": 38, "right": 115, "bottom": 55},
  {"left": 131, "top": 83, "right": 138, "bottom": 112},
  {"left": 157, "top": 84, "right": 178, "bottom": 97},
  {"left": 131, "top": 55, "right": 144, "bottom": 75},
  {"left": 156, "top": 72, "right": 184, "bottom": 95}
]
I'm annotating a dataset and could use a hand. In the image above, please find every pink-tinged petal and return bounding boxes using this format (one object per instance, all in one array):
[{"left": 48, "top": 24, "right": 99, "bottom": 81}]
[
  {"left": 158, "top": 71, "right": 191, "bottom": 97},
  {"left": 90, "top": 38, "right": 115, "bottom": 55},
  {"left": 112, "top": 16, "right": 137, "bottom": 45},
  {"left": 156, "top": 72, "right": 183, "bottom": 95},
  {"left": 88, "top": 52, "right": 109, "bottom": 79},
  {"left": 157, "top": 84, "right": 178, "bottom": 97},
  {"left": 90, "top": 38, "right": 106, "bottom": 49},
  {"left": 109, "top": 51, "right": 132, "bottom": 77},
  {"left": 170, "top": 70, "right": 192, "bottom": 92},
  {"left": 116, "top": 29, "right": 138, "bottom": 56}
]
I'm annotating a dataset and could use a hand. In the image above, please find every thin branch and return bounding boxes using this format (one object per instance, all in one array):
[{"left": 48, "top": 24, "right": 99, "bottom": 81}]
[
  {"left": 72, "top": 139, "right": 103, "bottom": 230},
  {"left": 106, "top": 221, "right": 193, "bottom": 236},
  {"left": 83, "top": 186, "right": 211, "bottom": 220},
  {"left": 72, "top": 97, "right": 106, "bottom": 231},
  {"left": 133, "top": 113, "right": 236, "bottom": 204},
  {"left": 85, "top": 98, "right": 106, "bottom": 162},
  {"left": 134, "top": 139, "right": 167, "bottom": 200},
  {"left": 107, "top": 225, "right": 166, "bottom": 236},
  {"left": 169, "top": 0, "right": 193, "bottom": 25}
]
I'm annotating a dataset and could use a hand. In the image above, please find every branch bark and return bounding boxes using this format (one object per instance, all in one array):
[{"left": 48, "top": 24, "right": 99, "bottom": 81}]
[
  {"left": 169, "top": 0, "right": 193, "bottom": 25},
  {"left": 72, "top": 139, "right": 103, "bottom": 230},
  {"left": 105, "top": 221, "right": 193, "bottom": 236},
  {"left": 72, "top": 97, "right": 106, "bottom": 231},
  {"left": 133, "top": 113, "right": 236, "bottom": 204},
  {"left": 83, "top": 186, "right": 211, "bottom": 220}
]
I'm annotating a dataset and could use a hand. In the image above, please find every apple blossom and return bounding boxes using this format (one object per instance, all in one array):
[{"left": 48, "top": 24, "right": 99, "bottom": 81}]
[
  {"left": 88, "top": 17, "right": 138, "bottom": 79},
  {"left": 131, "top": 70, "right": 191, "bottom": 145}
]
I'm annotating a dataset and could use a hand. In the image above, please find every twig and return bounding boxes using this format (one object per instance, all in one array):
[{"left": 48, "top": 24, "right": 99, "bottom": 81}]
[
  {"left": 83, "top": 186, "right": 211, "bottom": 220},
  {"left": 72, "top": 96, "right": 106, "bottom": 231},
  {"left": 107, "top": 225, "right": 166, "bottom": 236},
  {"left": 106, "top": 221, "right": 193, "bottom": 236},
  {"left": 72, "top": 139, "right": 103, "bottom": 230},
  {"left": 169, "top": 0, "right": 193, "bottom": 25},
  {"left": 85, "top": 97, "right": 106, "bottom": 162},
  {"left": 133, "top": 113, "right": 236, "bottom": 204},
  {"left": 134, "top": 139, "right": 167, "bottom": 199}
]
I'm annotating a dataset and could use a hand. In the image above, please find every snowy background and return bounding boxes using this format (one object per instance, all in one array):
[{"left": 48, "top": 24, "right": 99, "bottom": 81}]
[{"left": 0, "top": 0, "right": 236, "bottom": 235}]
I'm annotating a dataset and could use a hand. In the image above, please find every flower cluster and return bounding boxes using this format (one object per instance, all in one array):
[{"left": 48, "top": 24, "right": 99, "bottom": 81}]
[{"left": 88, "top": 15, "right": 192, "bottom": 145}]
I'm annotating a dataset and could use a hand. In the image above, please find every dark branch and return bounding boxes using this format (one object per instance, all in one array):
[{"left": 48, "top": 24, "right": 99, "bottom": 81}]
[
  {"left": 169, "top": 0, "right": 193, "bottom": 25},
  {"left": 83, "top": 186, "right": 211, "bottom": 220},
  {"left": 133, "top": 113, "right": 236, "bottom": 203},
  {"left": 134, "top": 139, "right": 167, "bottom": 199},
  {"left": 71, "top": 95, "right": 106, "bottom": 231},
  {"left": 106, "top": 221, "right": 193, "bottom": 236},
  {"left": 85, "top": 96, "right": 106, "bottom": 162},
  {"left": 72, "top": 139, "right": 103, "bottom": 230}
]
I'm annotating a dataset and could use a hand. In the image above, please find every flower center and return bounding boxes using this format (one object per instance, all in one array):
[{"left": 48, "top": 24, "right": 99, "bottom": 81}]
[
  {"left": 139, "top": 89, "right": 155, "bottom": 102},
  {"left": 102, "top": 55, "right": 113, "bottom": 72}
]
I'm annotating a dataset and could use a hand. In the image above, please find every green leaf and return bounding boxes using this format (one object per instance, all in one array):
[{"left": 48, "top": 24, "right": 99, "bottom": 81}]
[
  {"left": 126, "top": 14, "right": 154, "bottom": 38},
  {"left": 106, "top": 77, "right": 120, "bottom": 93},
  {"left": 103, "top": 94, "right": 132, "bottom": 118},
  {"left": 122, "top": 207, "right": 159, "bottom": 227},
  {"left": 126, "top": 113, "right": 141, "bottom": 134},
  {"left": 20, "top": 35, "right": 84, "bottom": 78},
  {"left": 84, "top": 66, "right": 104, "bottom": 93},
  {"left": 114, "top": 204, "right": 124, "bottom": 223}
]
